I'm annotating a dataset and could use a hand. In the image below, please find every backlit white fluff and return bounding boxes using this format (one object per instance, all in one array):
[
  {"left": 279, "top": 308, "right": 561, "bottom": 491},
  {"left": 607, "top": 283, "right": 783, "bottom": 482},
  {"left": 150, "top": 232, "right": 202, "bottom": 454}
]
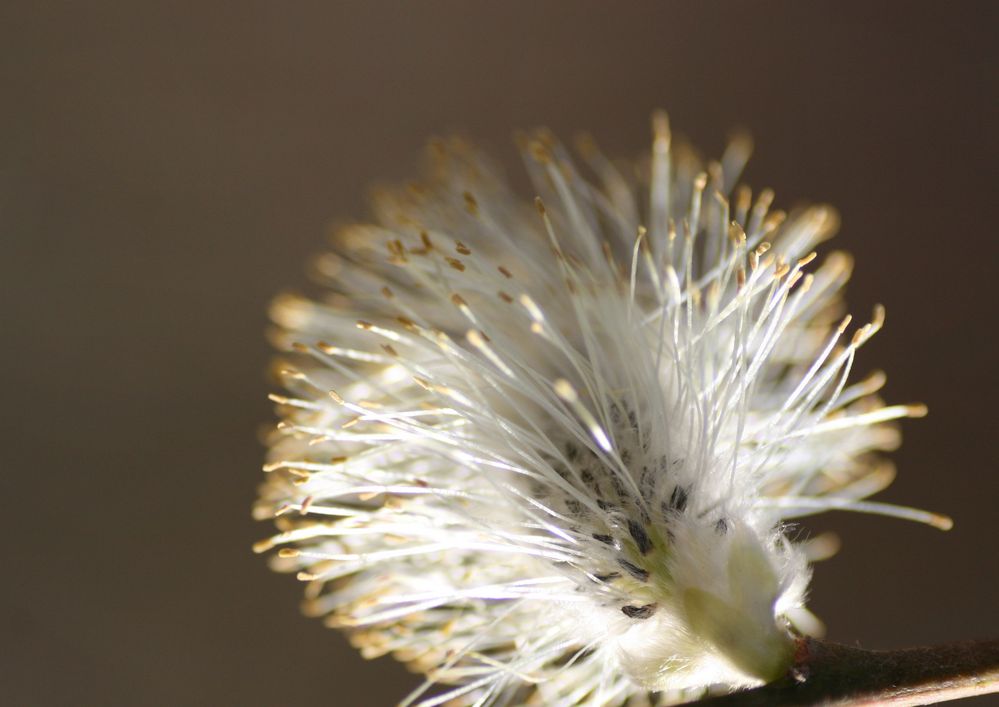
[{"left": 254, "top": 113, "right": 950, "bottom": 706}]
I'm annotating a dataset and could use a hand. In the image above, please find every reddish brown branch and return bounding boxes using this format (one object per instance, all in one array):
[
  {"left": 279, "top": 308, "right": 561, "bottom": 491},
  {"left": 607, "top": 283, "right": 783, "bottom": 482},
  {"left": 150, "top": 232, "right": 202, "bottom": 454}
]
[{"left": 688, "top": 638, "right": 999, "bottom": 706}]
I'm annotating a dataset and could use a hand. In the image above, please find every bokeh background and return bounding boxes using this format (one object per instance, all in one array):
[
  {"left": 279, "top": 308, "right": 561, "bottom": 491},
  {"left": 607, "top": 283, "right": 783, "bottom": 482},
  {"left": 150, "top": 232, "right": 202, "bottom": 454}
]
[{"left": 3, "top": 2, "right": 996, "bottom": 705}]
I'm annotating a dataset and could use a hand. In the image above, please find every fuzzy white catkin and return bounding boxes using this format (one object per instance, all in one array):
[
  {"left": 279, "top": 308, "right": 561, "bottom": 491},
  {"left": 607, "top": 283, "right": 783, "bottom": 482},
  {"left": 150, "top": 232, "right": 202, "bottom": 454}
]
[{"left": 254, "top": 113, "right": 949, "bottom": 706}]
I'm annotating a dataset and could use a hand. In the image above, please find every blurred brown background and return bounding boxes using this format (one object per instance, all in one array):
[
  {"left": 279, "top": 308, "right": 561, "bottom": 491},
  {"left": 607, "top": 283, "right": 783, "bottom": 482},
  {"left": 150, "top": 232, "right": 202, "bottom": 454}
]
[{"left": 2, "top": 2, "right": 996, "bottom": 705}]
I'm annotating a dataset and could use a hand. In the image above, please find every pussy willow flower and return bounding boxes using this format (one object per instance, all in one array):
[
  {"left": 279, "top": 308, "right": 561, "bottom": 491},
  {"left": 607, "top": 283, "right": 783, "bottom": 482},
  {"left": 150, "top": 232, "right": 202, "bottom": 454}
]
[{"left": 254, "top": 112, "right": 951, "bottom": 706}]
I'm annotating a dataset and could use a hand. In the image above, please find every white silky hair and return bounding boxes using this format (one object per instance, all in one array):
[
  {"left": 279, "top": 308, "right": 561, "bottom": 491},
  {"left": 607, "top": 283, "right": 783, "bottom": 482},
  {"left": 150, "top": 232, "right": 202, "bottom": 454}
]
[{"left": 254, "top": 114, "right": 949, "bottom": 706}]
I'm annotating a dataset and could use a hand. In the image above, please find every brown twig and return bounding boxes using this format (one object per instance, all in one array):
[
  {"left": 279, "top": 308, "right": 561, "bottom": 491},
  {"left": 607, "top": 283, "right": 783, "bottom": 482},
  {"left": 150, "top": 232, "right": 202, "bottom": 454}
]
[{"left": 687, "top": 638, "right": 999, "bottom": 706}]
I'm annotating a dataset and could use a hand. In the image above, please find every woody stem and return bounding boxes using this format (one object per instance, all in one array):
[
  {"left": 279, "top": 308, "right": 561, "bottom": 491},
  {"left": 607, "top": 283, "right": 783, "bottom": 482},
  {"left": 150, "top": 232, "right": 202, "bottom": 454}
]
[{"left": 689, "top": 637, "right": 999, "bottom": 706}]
